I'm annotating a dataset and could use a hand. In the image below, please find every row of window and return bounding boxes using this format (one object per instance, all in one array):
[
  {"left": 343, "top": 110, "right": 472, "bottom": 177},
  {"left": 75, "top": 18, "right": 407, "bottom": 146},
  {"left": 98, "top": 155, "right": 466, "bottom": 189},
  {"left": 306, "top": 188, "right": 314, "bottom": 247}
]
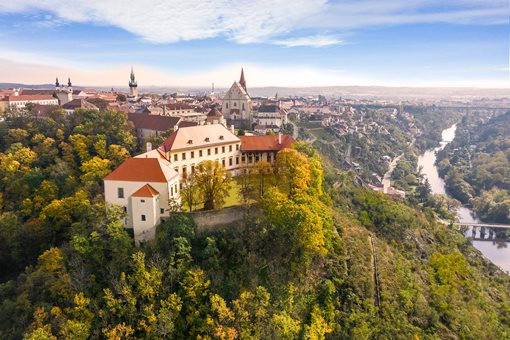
[
  {"left": 173, "top": 144, "right": 239, "bottom": 161},
  {"left": 225, "top": 102, "right": 246, "bottom": 110}
]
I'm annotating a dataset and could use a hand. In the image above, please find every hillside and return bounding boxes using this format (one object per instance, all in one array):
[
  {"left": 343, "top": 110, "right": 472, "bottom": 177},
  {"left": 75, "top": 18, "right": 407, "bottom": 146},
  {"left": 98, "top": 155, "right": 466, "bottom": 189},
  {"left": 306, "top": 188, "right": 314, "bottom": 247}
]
[{"left": 0, "top": 109, "right": 509, "bottom": 338}]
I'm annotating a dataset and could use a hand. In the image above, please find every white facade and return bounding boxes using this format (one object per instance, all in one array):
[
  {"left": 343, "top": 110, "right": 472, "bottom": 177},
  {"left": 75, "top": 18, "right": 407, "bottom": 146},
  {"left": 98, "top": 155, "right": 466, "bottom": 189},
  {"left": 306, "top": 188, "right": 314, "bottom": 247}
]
[
  {"left": 104, "top": 157, "right": 180, "bottom": 245},
  {"left": 222, "top": 82, "right": 252, "bottom": 121}
]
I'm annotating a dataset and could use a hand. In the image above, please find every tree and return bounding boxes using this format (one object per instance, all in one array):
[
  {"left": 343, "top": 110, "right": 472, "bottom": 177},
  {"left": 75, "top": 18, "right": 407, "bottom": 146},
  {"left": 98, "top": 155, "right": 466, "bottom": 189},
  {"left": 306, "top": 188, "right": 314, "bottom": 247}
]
[
  {"left": 180, "top": 176, "right": 200, "bottom": 212},
  {"left": 253, "top": 160, "right": 273, "bottom": 198},
  {"left": 275, "top": 148, "right": 311, "bottom": 197},
  {"left": 194, "top": 161, "right": 232, "bottom": 210}
]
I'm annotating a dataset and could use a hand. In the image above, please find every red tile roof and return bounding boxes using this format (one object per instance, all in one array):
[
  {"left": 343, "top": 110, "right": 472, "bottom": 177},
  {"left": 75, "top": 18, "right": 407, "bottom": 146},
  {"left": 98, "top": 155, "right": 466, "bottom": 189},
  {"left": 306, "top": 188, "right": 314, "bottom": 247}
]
[
  {"left": 240, "top": 135, "right": 295, "bottom": 152},
  {"left": 128, "top": 112, "right": 180, "bottom": 131},
  {"left": 132, "top": 184, "right": 159, "bottom": 197},
  {"left": 104, "top": 158, "right": 173, "bottom": 183},
  {"left": 3, "top": 95, "right": 57, "bottom": 101}
]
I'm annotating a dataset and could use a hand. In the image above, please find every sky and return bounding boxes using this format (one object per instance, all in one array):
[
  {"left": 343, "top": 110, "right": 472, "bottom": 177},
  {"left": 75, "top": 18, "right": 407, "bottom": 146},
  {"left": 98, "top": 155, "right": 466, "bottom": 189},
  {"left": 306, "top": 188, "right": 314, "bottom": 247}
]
[{"left": 0, "top": 0, "right": 508, "bottom": 88}]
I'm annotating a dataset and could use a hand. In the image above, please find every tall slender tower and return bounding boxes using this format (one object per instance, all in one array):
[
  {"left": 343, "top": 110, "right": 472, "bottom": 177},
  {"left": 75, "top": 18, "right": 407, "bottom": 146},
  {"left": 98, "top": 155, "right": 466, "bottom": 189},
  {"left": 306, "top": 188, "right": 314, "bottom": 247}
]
[
  {"left": 129, "top": 67, "right": 138, "bottom": 98},
  {"left": 239, "top": 68, "right": 247, "bottom": 92},
  {"left": 55, "top": 77, "right": 60, "bottom": 90}
]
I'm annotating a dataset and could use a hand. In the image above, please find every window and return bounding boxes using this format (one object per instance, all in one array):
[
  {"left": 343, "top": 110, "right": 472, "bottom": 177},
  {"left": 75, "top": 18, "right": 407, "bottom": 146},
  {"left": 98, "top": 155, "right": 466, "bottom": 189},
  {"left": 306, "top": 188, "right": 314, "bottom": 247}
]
[
  {"left": 141, "top": 215, "right": 146, "bottom": 221},
  {"left": 236, "top": 157, "right": 239, "bottom": 165},
  {"left": 182, "top": 152, "right": 186, "bottom": 160},
  {"left": 236, "top": 144, "right": 239, "bottom": 150},
  {"left": 229, "top": 145, "right": 232, "bottom": 152},
  {"left": 222, "top": 146, "right": 225, "bottom": 153},
  {"left": 241, "top": 156, "right": 245, "bottom": 162},
  {"left": 187, "top": 139, "right": 193, "bottom": 144},
  {"left": 182, "top": 166, "right": 187, "bottom": 178},
  {"left": 123, "top": 206, "right": 127, "bottom": 213},
  {"left": 222, "top": 159, "right": 225, "bottom": 166},
  {"left": 219, "top": 135, "right": 224, "bottom": 140},
  {"left": 248, "top": 155, "right": 253, "bottom": 163},
  {"left": 242, "top": 103, "right": 245, "bottom": 110},
  {"left": 226, "top": 103, "right": 229, "bottom": 109},
  {"left": 171, "top": 187, "right": 174, "bottom": 196},
  {"left": 205, "top": 137, "right": 210, "bottom": 142},
  {"left": 199, "top": 150, "right": 203, "bottom": 157},
  {"left": 207, "top": 148, "right": 211, "bottom": 155},
  {"left": 141, "top": 199, "right": 145, "bottom": 203},
  {"left": 191, "top": 151, "right": 194, "bottom": 159},
  {"left": 268, "top": 154, "right": 272, "bottom": 162},
  {"left": 234, "top": 102, "right": 237, "bottom": 107},
  {"left": 191, "top": 165, "right": 195, "bottom": 173},
  {"left": 117, "top": 188, "right": 124, "bottom": 198},
  {"left": 229, "top": 158, "right": 232, "bottom": 166},
  {"left": 174, "top": 154, "right": 178, "bottom": 161},
  {"left": 174, "top": 167, "right": 178, "bottom": 173},
  {"left": 255, "top": 155, "right": 260, "bottom": 162},
  {"left": 215, "top": 147, "right": 218, "bottom": 154},
  {"left": 160, "top": 208, "right": 164, "bottom": 214}
]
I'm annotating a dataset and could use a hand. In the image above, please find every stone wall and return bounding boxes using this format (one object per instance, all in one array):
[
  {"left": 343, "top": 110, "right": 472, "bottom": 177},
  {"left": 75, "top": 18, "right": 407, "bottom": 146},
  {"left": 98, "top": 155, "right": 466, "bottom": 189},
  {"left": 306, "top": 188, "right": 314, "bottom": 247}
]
[{"left": 191, "top": 205, "right": 260, "bottom": 233}]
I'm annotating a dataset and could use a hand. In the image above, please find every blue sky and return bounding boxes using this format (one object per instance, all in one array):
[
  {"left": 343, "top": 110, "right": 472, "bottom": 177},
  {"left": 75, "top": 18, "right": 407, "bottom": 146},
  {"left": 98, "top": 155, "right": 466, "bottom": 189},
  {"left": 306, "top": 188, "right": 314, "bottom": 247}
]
[{"left": 0, "top": 0, "right": 507, "bottom": 88}]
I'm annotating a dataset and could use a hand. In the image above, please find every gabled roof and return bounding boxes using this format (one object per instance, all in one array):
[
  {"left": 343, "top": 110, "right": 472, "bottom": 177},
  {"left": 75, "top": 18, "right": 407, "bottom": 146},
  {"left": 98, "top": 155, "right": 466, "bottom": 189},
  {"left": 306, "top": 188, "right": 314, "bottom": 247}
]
[
  {"left": 104, "top": 157, "right": 177, "bottom": 183},
  {"left": 128, "top": 112, "right": 181, "bottom": 131},
  {"left": 62, "top": 99, "right": 98, "bottom": 110},
  {"left": 132, "top": 184, "right": 159, "bottom": 197},
  {"left": 20, "top": 89, "right": 55, "bottom": 96},
  {"left": 240, "top": 135, "right": 295, "bottom": 152},
  {"left": 159, "top": 124, "right": 240, "bottom": 152},
  {"left": 207, "top": 107, "right": 222, "bottom": 117}
]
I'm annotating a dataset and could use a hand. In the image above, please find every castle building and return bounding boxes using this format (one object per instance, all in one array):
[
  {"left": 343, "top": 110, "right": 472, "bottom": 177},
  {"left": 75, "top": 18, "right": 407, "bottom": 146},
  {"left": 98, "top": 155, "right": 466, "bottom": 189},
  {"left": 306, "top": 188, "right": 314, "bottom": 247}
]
[
  {"left": 128, "top": 67, "right": 138, "bottom": 99},
  {"left": 104, "top": 123, "right": 295, "bottom": 245},
  {"left": 222, "top": 68, "right": 252, "bottom": 128}
]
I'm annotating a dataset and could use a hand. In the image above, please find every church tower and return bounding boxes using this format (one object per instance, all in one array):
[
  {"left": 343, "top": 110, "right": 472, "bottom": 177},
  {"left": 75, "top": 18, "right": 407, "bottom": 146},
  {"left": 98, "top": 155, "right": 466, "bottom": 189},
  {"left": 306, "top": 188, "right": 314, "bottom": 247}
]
[
  {"left": 55, "top": 77, "right": 60, "bottom": 90},
  {"left": 129, "top": 67, "right": 138, "bottom": 98},
  {"left": 221, "top": 68, "right": 252, "bottom": 129}
]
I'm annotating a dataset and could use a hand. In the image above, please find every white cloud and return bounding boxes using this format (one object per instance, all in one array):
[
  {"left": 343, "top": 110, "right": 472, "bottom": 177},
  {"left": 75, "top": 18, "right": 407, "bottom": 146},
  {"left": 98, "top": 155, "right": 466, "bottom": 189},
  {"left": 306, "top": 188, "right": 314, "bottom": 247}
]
[
  {"left": 272, "top": 35, "right": 343, "bottom": 48},
  {"left": 0, "top": 0, "right": 505, "bottom": 46},
  {"left": 0, "top": 0, "right": 326, "bottom": 44}
]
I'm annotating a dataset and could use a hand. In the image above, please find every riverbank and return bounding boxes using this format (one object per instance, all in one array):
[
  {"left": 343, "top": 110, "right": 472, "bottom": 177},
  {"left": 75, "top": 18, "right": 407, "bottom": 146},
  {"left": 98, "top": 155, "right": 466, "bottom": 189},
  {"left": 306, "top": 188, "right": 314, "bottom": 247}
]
[{"left": 418, "top": 123, "right": 510, "bottom": 273}]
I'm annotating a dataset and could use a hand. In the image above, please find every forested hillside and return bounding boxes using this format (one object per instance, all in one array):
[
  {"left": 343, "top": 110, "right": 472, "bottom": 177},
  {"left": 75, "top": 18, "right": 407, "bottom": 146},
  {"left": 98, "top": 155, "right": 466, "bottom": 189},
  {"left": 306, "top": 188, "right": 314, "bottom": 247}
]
[
  {"left": 0, "top": 109, "right": 509, "bottom": 339},
  {"left": 437, "top": 111, "right": 510, "bottom": 223}
]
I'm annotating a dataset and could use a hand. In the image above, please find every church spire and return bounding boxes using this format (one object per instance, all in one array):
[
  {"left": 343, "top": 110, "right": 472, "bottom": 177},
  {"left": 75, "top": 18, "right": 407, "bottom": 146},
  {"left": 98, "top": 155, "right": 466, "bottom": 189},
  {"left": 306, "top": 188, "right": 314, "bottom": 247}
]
[
  {"left": 55, "top": 77, "right": 59, "bottom": 89},
  {"left": 67, "top": 77, "right": 72, "bottom": 88},
  {"left": 239, "top": 68, "right": 247, "bottom": 92}
]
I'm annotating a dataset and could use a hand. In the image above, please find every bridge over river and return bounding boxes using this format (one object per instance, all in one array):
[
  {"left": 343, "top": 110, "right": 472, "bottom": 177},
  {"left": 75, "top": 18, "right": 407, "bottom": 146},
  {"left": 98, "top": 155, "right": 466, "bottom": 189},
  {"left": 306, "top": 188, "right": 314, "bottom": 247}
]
[{"left": 456, "top": 222, "right": 510, "bottom": 242}]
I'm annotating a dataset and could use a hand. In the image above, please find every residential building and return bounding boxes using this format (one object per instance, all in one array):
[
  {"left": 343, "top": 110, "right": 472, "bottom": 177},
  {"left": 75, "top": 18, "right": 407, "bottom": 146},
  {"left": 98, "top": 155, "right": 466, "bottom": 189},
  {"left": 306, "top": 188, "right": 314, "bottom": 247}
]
[
  {"left": 0, "top": 95, "right": 59, "bottom": 112},
  {"left": 62, "top": 99, "right": 99, "bottom": 114}
]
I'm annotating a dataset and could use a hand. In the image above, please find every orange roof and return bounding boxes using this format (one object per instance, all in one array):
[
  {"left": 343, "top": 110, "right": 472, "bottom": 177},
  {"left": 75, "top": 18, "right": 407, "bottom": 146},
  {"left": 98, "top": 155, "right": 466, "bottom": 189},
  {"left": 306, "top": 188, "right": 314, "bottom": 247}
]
[
  {"left": 132, "top": 184, "right": 159, "bottom": 197},
  {"left": 104, "top": 158, "right": 175, "bottom": 182},
  {"left": 240, "top": 135, "right": 295, "bottom": 152}
]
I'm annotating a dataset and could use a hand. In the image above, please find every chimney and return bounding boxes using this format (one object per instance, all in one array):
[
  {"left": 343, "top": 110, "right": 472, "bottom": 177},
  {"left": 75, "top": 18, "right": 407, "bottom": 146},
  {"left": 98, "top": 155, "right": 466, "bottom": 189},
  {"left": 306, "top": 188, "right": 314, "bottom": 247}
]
[
  {"left": 230, "top": 125, "right": 235, "bottom": 134},
  {"left": 278, "top": 133, "right": 282, "bottom": 145},
  {"left": 146, "top": 142, "right": 152, "bottom": 153}
]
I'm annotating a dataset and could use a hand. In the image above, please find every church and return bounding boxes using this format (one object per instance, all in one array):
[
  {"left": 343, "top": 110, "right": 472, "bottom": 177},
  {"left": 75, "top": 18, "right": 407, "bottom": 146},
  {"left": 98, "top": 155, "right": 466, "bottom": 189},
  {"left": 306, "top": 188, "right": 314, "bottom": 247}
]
[{"left": 221, "top": 69, "right": 253, "bottom": 129}]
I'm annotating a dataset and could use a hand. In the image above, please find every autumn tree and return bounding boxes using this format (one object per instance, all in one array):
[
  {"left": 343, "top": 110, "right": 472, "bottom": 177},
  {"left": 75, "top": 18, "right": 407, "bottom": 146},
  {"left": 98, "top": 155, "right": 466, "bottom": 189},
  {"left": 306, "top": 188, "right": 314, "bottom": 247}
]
[{"left": 193, "top": 160, "right": 232, "bottom": 210}]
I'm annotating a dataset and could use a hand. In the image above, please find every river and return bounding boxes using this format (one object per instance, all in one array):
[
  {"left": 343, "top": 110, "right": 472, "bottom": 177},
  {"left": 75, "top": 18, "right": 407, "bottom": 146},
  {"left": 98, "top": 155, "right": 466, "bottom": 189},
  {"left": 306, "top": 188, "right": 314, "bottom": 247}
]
[{"left": 417, "top": 124, "right": 510, "bottom": 273}]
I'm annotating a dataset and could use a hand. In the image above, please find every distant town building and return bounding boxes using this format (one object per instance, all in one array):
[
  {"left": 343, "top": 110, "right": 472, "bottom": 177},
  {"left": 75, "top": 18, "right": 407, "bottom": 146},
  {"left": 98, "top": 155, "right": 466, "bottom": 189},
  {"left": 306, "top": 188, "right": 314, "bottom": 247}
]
[
  {"left": 62, "top": 99, "right": 99, "bottom": 114},
  {"left": 252, "top": 102, "right": 288, "bottom": 132}
]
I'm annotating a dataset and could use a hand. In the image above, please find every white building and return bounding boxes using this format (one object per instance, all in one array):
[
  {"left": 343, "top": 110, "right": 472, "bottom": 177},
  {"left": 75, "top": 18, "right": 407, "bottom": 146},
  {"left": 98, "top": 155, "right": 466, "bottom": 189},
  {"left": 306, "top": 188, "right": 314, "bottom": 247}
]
[
  {"left": 0, "top": 95, "right": 59, "bottom": 112},
  {"left": 158, "top": 124, "right": 242, "bottom": 179},
  {"left": 253, "top": 103, "right": 288, "bottom": 132},
  {"left": 104, "top": 157, "right": 180, "bottom": 245}
]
